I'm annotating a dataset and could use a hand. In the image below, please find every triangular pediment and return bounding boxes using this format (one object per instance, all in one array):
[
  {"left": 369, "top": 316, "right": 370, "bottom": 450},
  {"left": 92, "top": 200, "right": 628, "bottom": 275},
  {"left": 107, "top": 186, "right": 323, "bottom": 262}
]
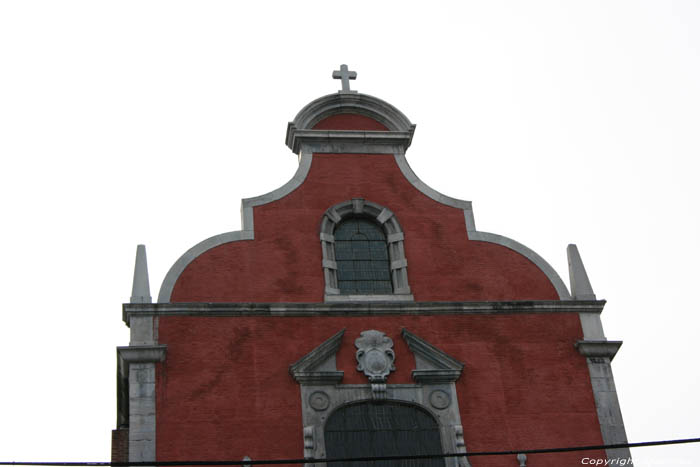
[
  {"left": 289, "top": 329, "right": 344, "bottom": 384},
  {"left": 401, "top": 328, "right": 465, "bottom": 383}
]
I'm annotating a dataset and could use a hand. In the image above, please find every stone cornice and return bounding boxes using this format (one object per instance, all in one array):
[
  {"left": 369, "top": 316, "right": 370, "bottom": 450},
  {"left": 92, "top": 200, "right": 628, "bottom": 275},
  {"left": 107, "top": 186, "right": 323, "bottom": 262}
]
[
  {"left": 285, "top": 92, "right": 416, "bottom": 155},
  {"left": 123, "top": 300, "right": 605, "bottom": 325},
  {"left": 287, "top": 129, "right": 414, "bottom": 155},
  {"left": 117, "top": 345, "right": 168, "bottom": 364},
  {"left": 575, "top": 340, "right": 623, "bottom": 360}
]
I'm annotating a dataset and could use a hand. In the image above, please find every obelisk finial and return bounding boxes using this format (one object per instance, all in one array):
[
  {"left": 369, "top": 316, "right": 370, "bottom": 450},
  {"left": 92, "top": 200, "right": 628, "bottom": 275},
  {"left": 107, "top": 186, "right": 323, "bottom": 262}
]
[
  {"left": 130, "top": 244, "right": 152, "bottom": 303},
  {"left": 567, "top": 244, "right": 596, "bottom": 300}
]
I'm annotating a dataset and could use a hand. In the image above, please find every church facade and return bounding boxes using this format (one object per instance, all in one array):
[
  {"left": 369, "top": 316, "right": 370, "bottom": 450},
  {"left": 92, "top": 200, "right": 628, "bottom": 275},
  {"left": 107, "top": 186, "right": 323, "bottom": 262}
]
[{"left": 113, "top": 67, "right": 632, "bottom": 466}]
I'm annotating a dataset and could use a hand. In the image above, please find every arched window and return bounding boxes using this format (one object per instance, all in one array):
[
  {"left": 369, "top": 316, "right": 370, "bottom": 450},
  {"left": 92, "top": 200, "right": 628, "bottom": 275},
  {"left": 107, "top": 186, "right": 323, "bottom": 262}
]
[
  {"left": 334, "top": 218, "right": 392, "bottom": 294},
  {"left": 290, "top": 329, "right": 469, "bottom": 467},
  {"left": 320, "top": 199, "right": 412, "bottom": 301},
  {"left": 325, "top": 401, "right": 444, "bottom": 466}
]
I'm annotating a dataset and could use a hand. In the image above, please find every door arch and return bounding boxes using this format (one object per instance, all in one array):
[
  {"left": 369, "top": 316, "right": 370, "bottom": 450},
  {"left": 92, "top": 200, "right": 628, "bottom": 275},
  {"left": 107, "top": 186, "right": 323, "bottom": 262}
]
[{"left": 324, "top": 401, "right": 444, "bottom": 466}]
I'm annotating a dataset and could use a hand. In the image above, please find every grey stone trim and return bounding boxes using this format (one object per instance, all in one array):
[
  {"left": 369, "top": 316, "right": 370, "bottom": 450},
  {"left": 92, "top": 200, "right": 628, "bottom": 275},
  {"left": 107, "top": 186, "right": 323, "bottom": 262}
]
[
  {"left": 387, "top": 232, "right": 404, "bottom": 243},
  {"left": 320, "top": 199, "right": 412, "bottom": 302},
  {"left": 291, "top": 329, "right": 471, "bottom": 467},
  {"left": 286, "top": 92, "right": 415, "bottom": 147},
  {"left": 158, "top": 92, "right": 571, "bottom": 304},
  {"left": 576, "top": 341, "right": 632, "bottom": 464},
  {"left": 289, "top": 330, "right": 345, "bottom": 385},
  {"left": 118, "top": 345, "right": 168, "bottom": 364},
  {"left": 324, "top": 293, "right": 415, "bottom": 303},
  {"left": 117, "top": 345, "right": 167, "bottom": 464},
  {"left": 158, "top": 94, "right": 570, "bottom": 305},
  {"left": 303, "top": 426, "right": 315, "bottom": 467},
  {"left": 157, "top": 230, "right": 254, "bottom": 303},
  {"left": 131, "top": 245, "right": 151, "bottom": 304},
  {"left": 579, "top": 312, "right": 606, "bottom": 341},
  {"left": 289, "top": 93, "right": 415, "bottom": 132},
  {"left": 567, "top": 244, "right": 596, "bottom": 300},
  {"left": 575, "top": 340, "right": 622, "bottom": 361},
  {"left": 401, "top": 329, "right": 464, "bottom": 384},
  {"left": 129, "top": 316, "right": 155, "bottom": 346},
  {"left": 123, "top": 300, "right": 606, "bottom": 323},
  {"left": 567, "top": 244, "right": 605, "bottom": 340},
  {"left": 288, "top": 130, "right": 414, "bottom": 155},
  {"left": 393, "top": 152, "right": 472, "bottom": 210},
  {"left": 467, "top": 229, "right": 572, "bottom": 300},
  {"left": 393, "top": 152, "right": 572, "bottom": 300},
  {"left": 157, "top": 151, "right": 313, "bottom": 303},
  {"left": 299, "top": 141, "right": 409, "bottom": 155}
]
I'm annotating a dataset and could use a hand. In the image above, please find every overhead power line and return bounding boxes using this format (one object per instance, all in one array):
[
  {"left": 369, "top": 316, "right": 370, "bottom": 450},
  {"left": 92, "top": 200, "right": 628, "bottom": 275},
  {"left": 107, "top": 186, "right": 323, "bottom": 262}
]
[{"left": 2, "top": 437, "right": 699, "bottom": 466}]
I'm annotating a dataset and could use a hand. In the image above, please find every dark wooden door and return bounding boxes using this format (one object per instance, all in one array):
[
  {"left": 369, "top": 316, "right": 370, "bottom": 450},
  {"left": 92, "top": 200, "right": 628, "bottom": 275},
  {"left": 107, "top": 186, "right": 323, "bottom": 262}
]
[{"left": 325, "top": 402, "right": 444, "bottom": 466}]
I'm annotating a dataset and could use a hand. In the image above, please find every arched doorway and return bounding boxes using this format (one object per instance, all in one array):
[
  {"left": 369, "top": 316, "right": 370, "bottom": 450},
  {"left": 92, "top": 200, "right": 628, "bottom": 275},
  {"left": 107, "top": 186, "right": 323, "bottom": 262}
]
[{"left": 324, "top": 401, "right": 444, "bottom": 466}]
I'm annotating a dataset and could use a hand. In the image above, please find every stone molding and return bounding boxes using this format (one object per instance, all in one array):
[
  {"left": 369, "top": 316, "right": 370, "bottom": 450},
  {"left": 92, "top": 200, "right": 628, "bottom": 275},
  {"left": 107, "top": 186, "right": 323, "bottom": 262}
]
[
  {"left": 290, "top": 328, "right": 471, "bottom": 467},
  {"left": 116, "top": 345, "right": 168, "bottom": 429},
  {"left": 465, "top": 228, "right": 572, "bottom": 300},
  {"left": 116, "top": 345, "right": 167, "bottom": 464},
  {"left": 289, "top": 330, "right": 345, "bottom": 385},
  {"left": 158, "top": 93, "right": 571, "bottom": 303},
  {"left": 401, "top": 328, "right": 464, "bottom": 383},
  {"left": 391, "top": 151, "right": 571, "bottom": 300},
  {"left": 575, "top": 340, "right": 623, "bottom": 361},
  {"left": 568, "top": 244, "right": 597, "bottom": 300},
  {"left": 288, "top": 129, "right": 414, "bottom": 155},
  {"left": 320, "top": 198, "right": 412, "bottom": 301},
  {"left": 576, "top": 340, "right": 632, "bottom": 464},
  {"left": 124, "top": 300, "right": 605, "bottom": 324},
  {"left": 117, "top": 345, "right": 167, "bottom": 364},
  {"left": 286, "top": 92, "right": 415, "bottom": 146},
  {"left": 157, "top": 151, "right": 313, "bottom": 303},
  {"left": 324, "top": 294, "right": 414, "bottom": 303}
]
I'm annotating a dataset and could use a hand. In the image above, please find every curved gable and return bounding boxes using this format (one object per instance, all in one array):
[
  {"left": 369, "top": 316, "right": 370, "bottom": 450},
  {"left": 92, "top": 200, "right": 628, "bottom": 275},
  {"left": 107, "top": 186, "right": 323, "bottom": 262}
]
[{"left": 159, "top": 93, "right": 569, "bottom": 303}]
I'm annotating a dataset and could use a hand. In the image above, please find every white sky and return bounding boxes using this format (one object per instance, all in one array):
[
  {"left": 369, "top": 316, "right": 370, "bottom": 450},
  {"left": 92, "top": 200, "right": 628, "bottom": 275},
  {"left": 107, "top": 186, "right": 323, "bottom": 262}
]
[{"left": 1, "top": 1, "right": 699, "bottom": 465}]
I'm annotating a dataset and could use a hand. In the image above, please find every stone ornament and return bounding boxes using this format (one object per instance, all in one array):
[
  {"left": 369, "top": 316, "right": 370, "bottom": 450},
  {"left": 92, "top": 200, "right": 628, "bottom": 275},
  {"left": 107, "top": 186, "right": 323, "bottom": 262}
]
[
  {"left": 308, "top": 391, "right": 330, "bottom": 411},
  {"left": 355, "top": 330, "right": 396, "bottom": 383},
  {"left": 429, "top": 389, "right": 451, "bottom": 410}
]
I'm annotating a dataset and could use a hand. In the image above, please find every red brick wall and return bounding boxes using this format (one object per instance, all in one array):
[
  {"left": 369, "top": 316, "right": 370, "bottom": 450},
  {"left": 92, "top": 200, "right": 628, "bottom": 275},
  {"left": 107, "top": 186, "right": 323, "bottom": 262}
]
[
  {"left": 312, "top": 113, "right": 389, "bottom": 130},
  {"left": 159, "top": 112, "right": 599, "bottom": 465},
  {"left": 170, "top": 152, "right": 559, "bottom": 302},
  {"left": 156, "top": 313, "right": 604, "bottom": 466},
  {"left": 111, "top": 429, "right": 128, "bottom": 463}
]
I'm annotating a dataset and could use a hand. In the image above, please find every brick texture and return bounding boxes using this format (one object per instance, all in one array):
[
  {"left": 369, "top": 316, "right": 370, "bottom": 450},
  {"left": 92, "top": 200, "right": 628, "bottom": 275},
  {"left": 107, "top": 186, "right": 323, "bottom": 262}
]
[
  {"left": 111, "top": 428, "right": 128, "bottom": 463},
  {"left": 156, "top": 113, "right": 604, "bottom": 466}
]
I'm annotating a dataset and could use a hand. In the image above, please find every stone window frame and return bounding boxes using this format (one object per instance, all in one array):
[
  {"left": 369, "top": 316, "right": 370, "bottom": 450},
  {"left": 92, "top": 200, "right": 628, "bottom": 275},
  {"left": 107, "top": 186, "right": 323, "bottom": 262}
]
[
  {"left": 289, "top": 329, "right": 470, "bottom": 467},
  {"left": 321, "top": 199, "right": 413, "bottom": 302}
]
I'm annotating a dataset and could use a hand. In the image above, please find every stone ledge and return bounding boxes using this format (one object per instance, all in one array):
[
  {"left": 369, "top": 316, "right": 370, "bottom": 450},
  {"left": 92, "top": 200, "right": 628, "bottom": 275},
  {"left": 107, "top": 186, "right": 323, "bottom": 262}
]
[
  {"left": 288, "top": 129, "right": 414, "bottom": 154},
  {"left": 123, "top": 300, "right": 606, "bottom": 323},
  {"left": 324, "top": 293, "right": 415, "bottom": 303},
  {"left": 575, "top": 340, "right": 622, "bottom": 360},
  {"left": 117, "top": 345, "right": 167, "bottom": 364}
]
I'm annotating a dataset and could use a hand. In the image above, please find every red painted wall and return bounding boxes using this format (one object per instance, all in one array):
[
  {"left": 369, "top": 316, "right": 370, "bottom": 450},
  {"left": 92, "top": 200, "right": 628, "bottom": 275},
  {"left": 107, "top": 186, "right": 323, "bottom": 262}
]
[
  {"left": 170, "top": 152, "right": 559, "bottom": 302},
  {"left": 156, "top": 112, "right": 603, "bottom": 466},
  {"left": 312, "top": 113, "right": 389, "bottom": 130},
  {"left": 156, "top": 313, "right": 604, "bottom": 466}
]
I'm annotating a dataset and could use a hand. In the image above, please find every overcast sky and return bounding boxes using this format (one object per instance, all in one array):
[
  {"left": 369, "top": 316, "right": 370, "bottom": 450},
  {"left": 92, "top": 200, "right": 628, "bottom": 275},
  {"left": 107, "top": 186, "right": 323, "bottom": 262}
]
[{"left": 1, "top": 1, "right": 699, "bottom": 465}]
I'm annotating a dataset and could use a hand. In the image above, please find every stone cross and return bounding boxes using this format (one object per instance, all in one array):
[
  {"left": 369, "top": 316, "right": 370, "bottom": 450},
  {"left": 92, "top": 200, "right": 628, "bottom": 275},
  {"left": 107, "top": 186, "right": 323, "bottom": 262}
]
[{"left": 332, "top": 64, "right": 357, "bottom": 93}]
